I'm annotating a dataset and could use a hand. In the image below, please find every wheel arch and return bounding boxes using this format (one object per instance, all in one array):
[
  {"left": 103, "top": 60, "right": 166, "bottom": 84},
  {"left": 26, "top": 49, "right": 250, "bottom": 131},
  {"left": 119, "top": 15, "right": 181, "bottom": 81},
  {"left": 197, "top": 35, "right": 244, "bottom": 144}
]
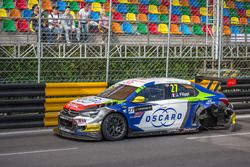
[{"left": 101, "top": 109, "right": 129, "bottom": 137}]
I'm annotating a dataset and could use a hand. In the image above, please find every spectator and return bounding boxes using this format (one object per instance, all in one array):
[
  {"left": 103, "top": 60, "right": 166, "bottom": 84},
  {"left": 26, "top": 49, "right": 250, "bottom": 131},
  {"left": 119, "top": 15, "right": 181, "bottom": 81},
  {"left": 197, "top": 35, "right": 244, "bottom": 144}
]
[
  {"left": 31, "top": 4, "right": 49, "bottom": 42},
  {"left": 61, "top": 6, "right": 80, "bottom": 44},
  {"left": 31, "top": 4, "right": 39, "bottom": 32},
  {"left": 48, "top": 6, "right": 63, "bottom": 42},
  {"left": 99, "top": 9, "right": 109, "bottom": 41},
  {"left": 78, "top": 3, "right": 90, "bottom": 41}
]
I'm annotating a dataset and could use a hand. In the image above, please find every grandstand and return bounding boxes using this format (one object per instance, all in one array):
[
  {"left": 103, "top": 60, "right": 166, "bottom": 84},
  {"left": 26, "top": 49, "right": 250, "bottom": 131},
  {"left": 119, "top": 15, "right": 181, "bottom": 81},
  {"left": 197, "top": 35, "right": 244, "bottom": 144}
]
[{"left": 0, "top": 0, "right": 249, "bottom": 83}]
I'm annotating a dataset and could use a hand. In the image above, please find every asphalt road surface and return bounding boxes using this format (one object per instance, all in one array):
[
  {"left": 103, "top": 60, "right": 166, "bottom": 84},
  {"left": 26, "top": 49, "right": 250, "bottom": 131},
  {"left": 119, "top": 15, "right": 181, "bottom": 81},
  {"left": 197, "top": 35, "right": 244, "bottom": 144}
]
[{"left": 0, "top": 116, "right": 250, "bottom": 167}]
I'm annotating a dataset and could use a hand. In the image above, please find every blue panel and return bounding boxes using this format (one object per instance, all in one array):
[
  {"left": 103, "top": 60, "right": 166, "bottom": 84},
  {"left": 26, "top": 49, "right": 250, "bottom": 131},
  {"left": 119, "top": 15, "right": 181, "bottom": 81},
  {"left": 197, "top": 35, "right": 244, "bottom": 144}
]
[
  {"left": 90, "top": 12, "right": 99, "bottom": 20},
  {"left": 235, "top": 2, "right": 244, "bottom": 10},
  {"left": 231, "top": 26, "right": 240, "bottom": 34},
  {"left": 140, "top": 0, "right": 149, "bottom": 5},
  {"left": 122, "top": 22, "right": 133, "bottom": 34},
  {"left": 180, "top": 24, "right": 192, "bottom": 35},
  {"left": 57, "top": 1, "right": 67, "bottom": 11},
  {"left": 116, "top": 4, "right": 127, "bottom": 13},
  {"left": 148, "top": 14, "right": 159, "bottom": 23},
  {"left": 22, "top": 10, "right": 33, "bottom": 19},
  {"left": 171, "top": 6, "right": 181, "bottom": 15},
  {"left": 223, "top": 9, "right": 230, "bottom": 17},
  {"left": 190, "top": 0, "right": 200, "bottom": 7}
]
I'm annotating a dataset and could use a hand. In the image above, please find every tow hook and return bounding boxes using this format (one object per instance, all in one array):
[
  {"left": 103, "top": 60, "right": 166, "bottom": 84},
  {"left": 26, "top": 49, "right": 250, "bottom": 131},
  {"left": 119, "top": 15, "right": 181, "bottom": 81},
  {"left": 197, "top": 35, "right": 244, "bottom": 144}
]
[{"left": 230, "top": 112, "right": 236, "bottom": 132}]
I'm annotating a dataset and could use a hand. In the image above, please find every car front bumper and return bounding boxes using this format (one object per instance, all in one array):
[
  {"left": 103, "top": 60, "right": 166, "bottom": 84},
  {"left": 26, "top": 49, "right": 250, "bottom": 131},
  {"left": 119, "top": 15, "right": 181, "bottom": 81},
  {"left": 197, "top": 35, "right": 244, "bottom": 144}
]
[{"left": 53, "top": 127, "right": 103, "bottom": 141}]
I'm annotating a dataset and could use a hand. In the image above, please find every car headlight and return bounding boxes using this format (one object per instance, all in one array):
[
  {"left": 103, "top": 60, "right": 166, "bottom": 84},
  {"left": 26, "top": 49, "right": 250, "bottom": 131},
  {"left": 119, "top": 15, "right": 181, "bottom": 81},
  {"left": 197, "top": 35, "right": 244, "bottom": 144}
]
[{"left": 79, "top": 110, "right": 99, "bottom": 118}]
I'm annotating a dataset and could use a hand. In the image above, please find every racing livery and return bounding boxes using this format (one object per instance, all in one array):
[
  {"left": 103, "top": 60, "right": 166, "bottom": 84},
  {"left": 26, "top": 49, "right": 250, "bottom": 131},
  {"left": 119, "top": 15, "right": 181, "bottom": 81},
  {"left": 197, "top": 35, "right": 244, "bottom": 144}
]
[{"left": 54, "top": 78, "right": 235, "bottom": 141}]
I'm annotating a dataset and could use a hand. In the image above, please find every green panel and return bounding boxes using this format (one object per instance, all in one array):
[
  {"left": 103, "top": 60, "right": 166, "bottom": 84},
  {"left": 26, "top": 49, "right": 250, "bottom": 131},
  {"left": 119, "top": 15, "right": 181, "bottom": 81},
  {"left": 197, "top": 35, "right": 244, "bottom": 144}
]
[
  {"left": 243, "top": 26, "right": 250, "bottom": 34},
  {"left": 149, "top": 0, "right": 160, "bottom": 6},
  {"left": 96, "top": 0, "right": 106, "bottom": 2},
  {"left": 70, "top": 2, "right": 80, "bottom": 11},
  {"left": 192, "top": 25, "right": 203, "bottom": 35},
  {"left": 159, "top": 15, "right": 169, "bottom": 23},
  {"left": 2, "top": 20, "right": 16, "bottom": 32},
  {"left": 198, "top": 0, "right": 206, "bottom": 7},
  {"left": 127, "top": 4, "right": 138, "bottom": 14},
  {"left": 136, "top": 23, "right": 147, "bottom": 34},
  {"left": 229, "top": 9, "right": 238, "bottom": 17},
  {"left": 181, "top": 7, "right": 190, "bottom": 15},
  {"left": 244, "top": 2, "right": 250, "bottom": 10},
  {"left": 2, "top": 0, "right": 15, "bottom": 9}
]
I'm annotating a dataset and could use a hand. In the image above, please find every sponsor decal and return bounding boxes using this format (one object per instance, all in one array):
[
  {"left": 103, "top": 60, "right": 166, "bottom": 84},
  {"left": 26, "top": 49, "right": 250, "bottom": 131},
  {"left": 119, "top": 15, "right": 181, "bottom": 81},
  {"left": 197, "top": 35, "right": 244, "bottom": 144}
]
[
  {"left": 128, "top": 105, "right": 153, "bottom": 114},
  {"left": 82, "top": 124, "right": 101, "bottom": 132},
  {"left": 76, "top": 96, "right": 109, "bottom": 105},
  {"left": 146, "top": 108, "right": 182, "bottom": 127},
  {"left": 134, "top": 111, "right": 144, "bottom": 118},
  {"left": 205, "top": 99, "right": 215, "bottom": 105}
]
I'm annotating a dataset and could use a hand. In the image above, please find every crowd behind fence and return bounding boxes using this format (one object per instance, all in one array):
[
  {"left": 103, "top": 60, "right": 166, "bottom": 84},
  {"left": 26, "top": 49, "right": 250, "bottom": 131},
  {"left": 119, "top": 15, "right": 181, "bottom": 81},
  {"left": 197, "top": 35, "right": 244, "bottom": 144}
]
[{"left": 0, "top": 0, "right": 250, "bottom": 83}]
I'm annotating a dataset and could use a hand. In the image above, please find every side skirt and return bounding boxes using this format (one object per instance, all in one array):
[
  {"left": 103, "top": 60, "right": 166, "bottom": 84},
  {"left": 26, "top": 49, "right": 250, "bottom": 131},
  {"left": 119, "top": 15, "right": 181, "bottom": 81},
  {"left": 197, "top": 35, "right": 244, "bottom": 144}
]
[{"left": 128, "top": 128, "right": 199, "bottom": 138}]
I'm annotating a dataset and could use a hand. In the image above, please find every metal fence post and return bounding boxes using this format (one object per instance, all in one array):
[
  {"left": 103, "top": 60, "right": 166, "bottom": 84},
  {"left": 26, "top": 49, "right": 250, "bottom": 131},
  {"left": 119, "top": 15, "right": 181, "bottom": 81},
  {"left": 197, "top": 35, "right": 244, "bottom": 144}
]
[
  {"left": 37, "top": 0, "right": 42, "bottom": 83},
  {"left": 218, "top": 0, "right": 224, "bottom": 78},
  {"left": 105, "top": 1, "right": 113, "bottom": 83},
  {"left": 166, "top": 0, "right": 172, "bottom": 77}
]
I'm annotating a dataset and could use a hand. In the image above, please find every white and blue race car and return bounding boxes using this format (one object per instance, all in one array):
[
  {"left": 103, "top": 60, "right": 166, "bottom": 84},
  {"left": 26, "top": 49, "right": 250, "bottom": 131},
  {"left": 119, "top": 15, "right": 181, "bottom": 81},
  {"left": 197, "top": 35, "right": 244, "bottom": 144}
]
[{"left": 54, "top": 78, "right": 235, "bottom": 141}]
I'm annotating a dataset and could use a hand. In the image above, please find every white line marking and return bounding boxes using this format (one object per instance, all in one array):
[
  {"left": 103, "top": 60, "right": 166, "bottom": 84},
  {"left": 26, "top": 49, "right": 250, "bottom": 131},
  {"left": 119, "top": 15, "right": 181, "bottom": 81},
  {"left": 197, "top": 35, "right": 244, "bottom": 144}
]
[
  {"left": 0, "top": 147, "right": 78, "bottom": 157},
  {"left": 0, "top": 129, "right": 53, "bottom": 136},
  {"left": 186, "top": 132, "right": 250, "bottom": 140},
  {"left": 237, "top": 114, "right": 250, "bottom": 119}
]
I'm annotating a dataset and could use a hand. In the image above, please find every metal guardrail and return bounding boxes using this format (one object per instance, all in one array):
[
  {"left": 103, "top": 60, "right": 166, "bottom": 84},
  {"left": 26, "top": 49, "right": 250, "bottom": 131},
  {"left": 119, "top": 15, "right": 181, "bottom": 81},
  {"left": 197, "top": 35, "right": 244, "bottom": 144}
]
[
  {"left": 0, "top": 82, "right": 107, "bottom": 129},
  {"left": 0, "top": 84, "right": 45, "bottom": 129}
]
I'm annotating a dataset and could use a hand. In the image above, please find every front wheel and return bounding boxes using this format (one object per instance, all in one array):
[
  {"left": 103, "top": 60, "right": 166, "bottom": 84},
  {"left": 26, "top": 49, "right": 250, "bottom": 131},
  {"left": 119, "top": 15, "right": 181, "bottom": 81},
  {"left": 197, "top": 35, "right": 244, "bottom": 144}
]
[{"left": 102, "top": 113, "right": 127, "bottom": 141}]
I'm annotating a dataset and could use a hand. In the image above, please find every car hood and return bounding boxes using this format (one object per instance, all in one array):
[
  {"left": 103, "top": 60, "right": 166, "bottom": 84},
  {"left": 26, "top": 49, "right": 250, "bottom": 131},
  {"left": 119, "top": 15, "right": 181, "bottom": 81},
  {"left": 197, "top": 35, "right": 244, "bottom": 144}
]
[{"left": 64, "top": 96, "right": 113, "bottom": 112}]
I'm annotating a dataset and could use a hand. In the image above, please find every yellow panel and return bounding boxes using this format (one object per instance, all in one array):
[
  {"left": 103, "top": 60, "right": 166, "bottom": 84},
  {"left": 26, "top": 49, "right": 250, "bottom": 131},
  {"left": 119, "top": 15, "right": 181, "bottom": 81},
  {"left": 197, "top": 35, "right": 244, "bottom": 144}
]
[
  {"left": 46, "top": 82, "right": 107, "bottom": 88},
  {"left": 46, "top": 87, "right": 106, "bottom": 96},
  {"left": 46, "top": 82, "right": 107, "bottom": 96},
  {"left": 45, "top": 112, "right": 59, "bottom": 118},
  {"left": 46, "top": 97, "right": 77, "bottom": 103},
  {"left": 45, "top": 104, "right": 65, "bottom": 112},
  {"left": 45, "top": 97, "right": 78, "bottom": 112},
  {"left": 172, "top": 0, "right": 181, "bottom": 6},
  {"left": 210, "top": 81, "right": 218, "bottom": 91},
  {"left": 44, "top": 113, "right": 58, "bottom": 126},
  {"left": 44, "top": 120, "right": 58, "bottom": 126}
]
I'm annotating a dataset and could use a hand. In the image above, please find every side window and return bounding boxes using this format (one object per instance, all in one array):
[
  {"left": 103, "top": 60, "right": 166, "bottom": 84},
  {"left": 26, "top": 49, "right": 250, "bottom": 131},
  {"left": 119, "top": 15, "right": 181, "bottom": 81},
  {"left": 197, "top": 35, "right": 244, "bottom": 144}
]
[
  {"left": 137, "top": 84, "right": 165, "bottom": 102},
  {"left": 166, "top": 84, "right": 196, "bottom": 98}
]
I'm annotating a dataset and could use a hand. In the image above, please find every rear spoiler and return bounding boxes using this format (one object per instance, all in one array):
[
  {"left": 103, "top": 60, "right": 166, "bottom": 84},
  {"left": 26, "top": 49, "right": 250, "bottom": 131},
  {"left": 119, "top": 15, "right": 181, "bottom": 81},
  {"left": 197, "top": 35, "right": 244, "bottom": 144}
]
[{"left": 193, "top": 76, "right": 236, "bottom": 92}]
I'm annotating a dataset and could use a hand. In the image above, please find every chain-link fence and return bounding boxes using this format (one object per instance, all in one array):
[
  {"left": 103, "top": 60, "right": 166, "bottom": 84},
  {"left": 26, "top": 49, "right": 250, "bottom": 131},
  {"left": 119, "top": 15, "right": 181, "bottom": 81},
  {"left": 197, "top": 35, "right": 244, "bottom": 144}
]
[{"left": 0, "top": 0, "right": 249, "bottom": 83}]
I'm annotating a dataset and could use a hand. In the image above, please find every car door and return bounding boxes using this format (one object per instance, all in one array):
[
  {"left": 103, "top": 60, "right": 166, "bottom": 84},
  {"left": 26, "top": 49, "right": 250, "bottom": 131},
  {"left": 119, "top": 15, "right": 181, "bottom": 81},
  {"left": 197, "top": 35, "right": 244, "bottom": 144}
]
[{"left": 133, "top": 83, "right": 195, "bottom": 132}]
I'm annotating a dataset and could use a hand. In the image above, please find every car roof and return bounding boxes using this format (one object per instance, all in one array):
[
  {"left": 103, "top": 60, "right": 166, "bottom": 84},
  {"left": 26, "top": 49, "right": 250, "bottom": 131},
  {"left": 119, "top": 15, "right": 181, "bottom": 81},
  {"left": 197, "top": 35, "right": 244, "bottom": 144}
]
[{"left": 119, "top": 78, "right": 191, "bottom": 87}]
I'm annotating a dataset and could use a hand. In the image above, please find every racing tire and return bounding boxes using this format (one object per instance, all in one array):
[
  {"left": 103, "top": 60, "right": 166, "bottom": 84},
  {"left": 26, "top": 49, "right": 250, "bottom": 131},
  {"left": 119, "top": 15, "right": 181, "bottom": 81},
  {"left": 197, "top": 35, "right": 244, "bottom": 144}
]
[{"left": 102, "top": 113, "right": 127, "bottom": 141}]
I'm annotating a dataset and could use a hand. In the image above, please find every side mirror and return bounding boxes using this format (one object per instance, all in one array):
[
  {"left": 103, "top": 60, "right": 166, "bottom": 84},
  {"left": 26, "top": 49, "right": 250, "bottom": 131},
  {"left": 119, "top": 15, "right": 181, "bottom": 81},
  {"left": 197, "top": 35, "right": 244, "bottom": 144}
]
[{"left": 132, "top": 96, "right": 145, "bottom": 103}]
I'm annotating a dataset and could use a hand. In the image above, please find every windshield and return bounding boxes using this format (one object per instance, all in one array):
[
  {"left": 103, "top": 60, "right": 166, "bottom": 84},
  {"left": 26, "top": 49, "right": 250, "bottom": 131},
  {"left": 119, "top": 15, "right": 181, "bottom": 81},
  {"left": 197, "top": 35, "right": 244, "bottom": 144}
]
[{"left": 98, "top": 84, "right": 138, "bottom": 100}]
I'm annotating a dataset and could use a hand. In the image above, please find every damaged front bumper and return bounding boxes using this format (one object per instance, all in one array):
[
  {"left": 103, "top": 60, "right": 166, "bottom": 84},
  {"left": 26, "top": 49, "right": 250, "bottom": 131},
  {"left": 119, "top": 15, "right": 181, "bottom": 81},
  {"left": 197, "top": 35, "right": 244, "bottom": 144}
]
[{"left": 53, "top": 127, "right": 103, "bottom": 141}]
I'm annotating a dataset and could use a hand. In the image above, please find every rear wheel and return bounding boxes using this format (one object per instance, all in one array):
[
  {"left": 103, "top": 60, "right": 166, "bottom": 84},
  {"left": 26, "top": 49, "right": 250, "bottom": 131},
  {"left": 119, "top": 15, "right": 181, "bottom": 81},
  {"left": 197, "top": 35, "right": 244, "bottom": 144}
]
[{"left": 102, "top": 113, "right": 127, "bottom": 141}]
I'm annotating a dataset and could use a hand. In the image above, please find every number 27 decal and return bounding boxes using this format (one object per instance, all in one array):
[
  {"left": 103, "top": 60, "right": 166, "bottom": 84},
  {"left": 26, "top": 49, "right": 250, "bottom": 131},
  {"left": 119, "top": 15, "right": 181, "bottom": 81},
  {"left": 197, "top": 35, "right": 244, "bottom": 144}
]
[{"left": 170, "top": 84, "right": 178, "bottom": 93}]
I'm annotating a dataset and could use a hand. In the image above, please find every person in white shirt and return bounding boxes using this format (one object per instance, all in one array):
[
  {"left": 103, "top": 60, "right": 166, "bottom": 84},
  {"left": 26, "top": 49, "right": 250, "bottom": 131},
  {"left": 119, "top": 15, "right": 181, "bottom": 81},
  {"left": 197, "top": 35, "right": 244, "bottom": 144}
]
[
  {"left": 61, "top": 6, "right": 80, "bottom": 44},
  {"left": 48, "top": 6, "right": 62, "bottom": 42},
  {"left": 99, "top": 9, "right": 109, "bottom": 41},
  {"left": 78, "top": 3, "right": 90, "bottom": 41}
]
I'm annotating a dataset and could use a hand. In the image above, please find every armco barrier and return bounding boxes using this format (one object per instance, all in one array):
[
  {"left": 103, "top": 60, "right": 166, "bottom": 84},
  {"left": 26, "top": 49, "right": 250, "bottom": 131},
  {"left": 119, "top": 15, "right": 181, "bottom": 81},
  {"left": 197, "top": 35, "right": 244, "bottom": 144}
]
[
  {"left": 0, "top": 82, "right": 107, "bottom": 129},
  {"left": 196, "top": 76, "right": 250, "bottom": 115},
  {"left": 0, "top": 84, "right": 45, "bottom": 129},
  {"left": 44, "top": 82, "right": 108, "bottom": 126},
  {"left": 221, "top": 78, "right": 250, "bottom": 115}
]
